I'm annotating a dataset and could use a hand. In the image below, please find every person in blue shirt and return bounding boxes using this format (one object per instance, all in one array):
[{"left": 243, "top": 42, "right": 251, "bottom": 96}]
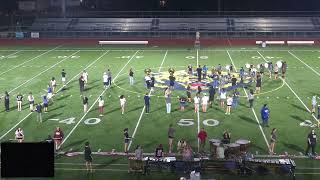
[
  {"left": 43, "top": 96, "right": 49, "bottom": 112},
  {"left": 144, "top": 93, "right": 150, "bottom": 114},
  {"left": 202, "top": 65, "right": 208, "bottom": 79},
  {"left": 47, "top": 84, "right": 53, "bottom": 102},
  {"left": 212, "top": 79, "right": 219, "bottom": 89},
  {"left": 261, "top": 104, "right": 270, "bottom": 127}
]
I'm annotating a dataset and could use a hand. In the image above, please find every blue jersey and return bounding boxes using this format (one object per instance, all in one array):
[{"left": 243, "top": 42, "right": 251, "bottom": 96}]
[
  {"left": 43, "top": 98, "right": 48, "bottom": 104},
  {"left": 240, "top": 69, "right": 245, "bottom": 77},
  {"left": 48, "top": 87, "right": 52, "bottom": 93},
  {"left": 203, "top": 66, "right": 208, "bottom": 72},
  {"left": 261, "top": 107, "right": 270, "bottom": 120},
  {"left": 212, "top": 80, "right": 219, "bottom": 88},
  {"left": 144, "top": 95, "right": 150, "bottom": 105}
]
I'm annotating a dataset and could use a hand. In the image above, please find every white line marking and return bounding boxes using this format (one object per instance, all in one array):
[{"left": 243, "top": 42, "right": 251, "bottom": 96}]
[
  {"left": 0, "top": 50, "right": 110, "bottom": 141},
  {"left": 59, "top": 50, "right": 140, "bottom": 148},
  {"left": 0, "top": 46, "right": 61, "bottom": 76},
  {"left": 288, "top": 51, "right": 320, "bottom": 77},
  {"left": 197, "top": 108, "right": 200, "bottom": 152},
  {"left": 0, "top": 50, "right": 21, "bottom": 60},
  {"left": 48, "top": 119, "right": 60, "bottom": 121},
  {"left": 196, "top": 49, "right": 199, "bottom": 67},
  {"left": 8, "top": 51, "right": 79, "bottom": 94},
  {"left": 128, "top": 50, "right": 168, "bottom": 150},
  {"left": 227, "top": 50, "right": 270, "bottom": 149},
  {"left": 258, "top": 51, "right": 320, "bottom": 124}
]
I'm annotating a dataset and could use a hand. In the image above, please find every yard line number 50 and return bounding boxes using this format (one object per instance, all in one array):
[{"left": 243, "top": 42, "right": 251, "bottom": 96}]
[{"left": 177, "top": 119, "right": 219, "bottom": 127}]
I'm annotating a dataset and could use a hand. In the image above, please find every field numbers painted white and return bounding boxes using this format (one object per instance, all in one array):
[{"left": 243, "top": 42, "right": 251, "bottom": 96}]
[
  {"left": 178, "top": 118, "right": 219, "bottom": 127},
  {"left": 84, "top": 118, "right": 101, "bottom": 125},
  {"left": 59, "top": 117, "right": 76, "bottom": 125},
  {"left": 299, "top": 120, "right": 318, "bottom": 128},
  {"left": 185, "top": 56, "right": 208, "bottom": 60}
]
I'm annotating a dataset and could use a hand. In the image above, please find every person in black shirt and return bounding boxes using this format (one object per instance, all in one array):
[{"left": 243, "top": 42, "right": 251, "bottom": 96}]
[
  {"left": 231, "top": 75, "right": 237, "bottom": 87},
  {"left": 222, "top": 130, "right": 231, "bottom": 144},
  {"left": 61, "top": 69, "right": 66, "bottom": 88},
  {"left": 144, "top": 93, "right": 150, "bottom": 114},
  {"left": 83, "top": 96, "right": 88, "bottom": 113},
  {"left": 129, "top": 68, "right": 134, "bottom": 85},
  {"left": 36, "top": 103, "right": 42, "bottom": 123},
  {"left": 4, "top": 91, "right": 9, "bottom": 112},
  {"left": 209, "top": 86, "right": 216, "bottom": 108},
  {"left": 196, "top": 65, "right": 202, "bottom": 82},
  {"left": 155, "top": 144, "right": 164, "bottom": 158},
  {"left": 79, "top": 76, "right": 85, "bottom": 95},
  {"left": 84, "top": 142, "right": 93, "bottom": 173},
  {"left": 124, "top": 128, "right": 131, "bottom": 153},
  {"left": 305, "top": 129, "right": 317, "bottom": 156}
]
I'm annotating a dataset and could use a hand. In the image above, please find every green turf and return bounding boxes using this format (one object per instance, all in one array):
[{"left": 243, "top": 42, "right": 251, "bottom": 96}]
[{"left": 0, "top": 45, "right": 320, "bottom": 180}]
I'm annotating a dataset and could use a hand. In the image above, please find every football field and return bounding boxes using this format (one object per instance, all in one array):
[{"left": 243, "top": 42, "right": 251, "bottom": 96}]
[{"left": 0, "top": 45, "right": 320, "bottom": 179}]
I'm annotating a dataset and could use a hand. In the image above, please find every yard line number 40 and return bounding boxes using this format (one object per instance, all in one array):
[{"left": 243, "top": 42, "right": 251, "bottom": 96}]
[{"left": 50, "top": 117, "right": 101, "bottom": 125}]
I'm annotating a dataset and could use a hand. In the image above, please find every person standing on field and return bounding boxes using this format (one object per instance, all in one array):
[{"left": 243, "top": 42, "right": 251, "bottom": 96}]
[
  {"left": 261, "top": 104, "right": 270, "bottom": 127},
  {"left": 305, "top": 129, "right": 317, "bottom": 156},
  {"left": 164, "top": 87, "right": 171, "bottom": 114},
  {"left": 36, "top": 103, "right": 43, "bottom": 123},
  {"left": 84, "top": 141, "right": 93, "bottom": 173},
  {"left": 103, "top": 72, "right": 108, "bottom": 89},
  {"left": 28, "top": 92, "right": 35, "bottom": 112},
  {"left": 4, "top": 91, "right": 9, "bottom": 112},
  {"left": 129, "top": 68, "right": 134, "bottom": 85},
  {"left": 168, "top": 124, "right": 175, "bottom": 153},
  {"left": 201, "top": 93, "right": 209, "bottom": 113},
  {"left": 61, "top": 69, "right": 67, "bottom": 88},
  {"left": 144, "top": 93, "right": 151, "bottom": 114},
  {"left": 83, "top": 96, "right": 88, "bottom": 113},
  {"left": 98, "top": 96, "right": 104, "bottom": 117},
  {"left": 107, "top": 69, "right": 112, "bottom": 86},
  {"left": 269, "top": 128, "right": 277, "bottom": 155},
  {"left": 311, "top": 95, "right": 317, "bottom": 114},
  {"left": 248, "top": 89, "right": 254, "bottom": 108},
  {"left": 198, "top": 128, "right": 207, "bottom": 153}
]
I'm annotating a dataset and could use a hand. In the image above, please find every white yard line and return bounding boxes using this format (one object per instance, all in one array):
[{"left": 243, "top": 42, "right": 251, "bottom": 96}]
[
  {"left": 0, "top": 46, "right": 62, "bottom": 76},
  {"left": 60, "top": 51, "right": 140, "bottom": 148},
  {"left": 128, "top": 50, "right": 168, "bottom": 150},
  {"left": 257, "top": 51, "right": 320, "bottom": 124},
  {"left": 0, "top": 50, "right": 22, "bottom": 60},
  {"left": 196, "top": 49, "right": 199, "bottom": 67},
  {"left": 288, "top": 51, "right": 320, "bottom": 77},
  {"left": 227, "top": 50, "right": 270, "bottom": 149},
  {"left": 0, "top": 50, "right": 110, "bottom": 141},
  {"left": 8, "top": 50, "right": 79, "bottom": 94}
]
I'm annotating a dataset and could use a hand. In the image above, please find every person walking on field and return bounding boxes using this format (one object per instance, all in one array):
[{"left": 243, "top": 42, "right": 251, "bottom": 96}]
[
  {"left": 120, "top": 95, "right": 126, "bottom": 114},
  {"left": 248, "top": 89, "right": 254, "bottom": 108},
  {"left": 225, "top": 95, "right": 232, "bottom": 115},
  {"left": 103, "top": 72, "right": 108, "bottom": 89},
  {"left": 36, "top": 103, "right": 43, "bottom": 123},
  {"left": 198, "top": 128, "right": 207, "bottom": 153},
  {"left": 305, "top": 129, "right": 317, "bottom": 156},
  {"left": 107, "top": 69, "right": 112, "bottom": 86},
  {"left": 27, "top": 92, "right": 35, "bottom": 112},
  {"left": 196, "top": 65, "right": 202, "bottom": 82},
  {"left": 168, "top": 124, "right": 175, "bottom": 153},
  {"left": 84, "top": 141, "right": 93, "bottom": 173},
  {"left": 83, "top": 96, "right": 88, "bottom": 113},
  {"left": 164, "top": 87, "right": 172, "bottom": 114},
  {"left": 269, "top": 128, "right": 277, "bottom": 155}
]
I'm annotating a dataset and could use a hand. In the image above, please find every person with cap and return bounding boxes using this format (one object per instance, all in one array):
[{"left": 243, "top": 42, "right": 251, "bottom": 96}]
[{"left": 261, "top": 104, "right": 270, "bottom": 127}]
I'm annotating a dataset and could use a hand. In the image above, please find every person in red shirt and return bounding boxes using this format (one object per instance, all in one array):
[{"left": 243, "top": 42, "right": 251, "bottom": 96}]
[
  {"left": 53, "top": 127, "right": 64, "bottom": 151},
  {"left": 197, "top": 128, "right": 207, "bottom": 153}
]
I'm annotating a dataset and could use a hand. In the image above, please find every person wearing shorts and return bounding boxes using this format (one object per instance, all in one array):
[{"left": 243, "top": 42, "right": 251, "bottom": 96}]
[
  {"left": 47, "top": 85, "right": 53, "bottom": 102},
  {"left": 194, "top": 93, "right": 200, "bottom": 113},
  {"left": 15, "top": 128, "right": 24, "bottom": 143},
  {"left": 53, "top": 127, "right": 64, "bottom": 151},
  {"left": 220, "top": 88, "right": 227, "bottom": 108},
  {"left": 84, "top": 142, "right": 93, "bottom": 173},
  {"left": 16, "top": 93, "right": 23, "bottom": 111},
  {"left": 274, "top": 65, "right": 279, "bottom": 80},
  {"left": 186, "top": 85, "right": 192, "bottom": 102},
  {"left": 50, "top": 77, "right": 57, "bottom": 94},
  {"left": 119, "top": 95, "right": 126, "bottom": 114},
  {"left": 28, "top": 92, "right": 34, "bottom": 112},
  {"left": 124, "top": 128, "right": 130, "bottom": 153},
  {"left": 225, "top": 96, "right": 233, "bottom": 115},
  {"left": 82, "top": 70, "right": 88, "bottom": 88},
  {"left": 43, "top": 96, "right": 48, "bottom": 112},
  {"left": 256, "top": 73, "right": 262, "bottom": 94},
  {"left": 269, "top": 128, "right": 277, "bottom": 155},
  {"left": 179, "top": 96, "right": 187, "bottom": 111},
  {"left": 201, "top": 93, "right": 209, "bottom": 113}
]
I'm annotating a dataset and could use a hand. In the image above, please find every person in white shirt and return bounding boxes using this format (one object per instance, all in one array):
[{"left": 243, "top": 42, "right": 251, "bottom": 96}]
[
  {"left": 98, "top": 96, "right": 104, "bottom": 117},
  {"left": 120, "top": 95, "right": 126, "bottom": 114},
  {"left": 145, "top": 75, "right": 151, "bottom": 89},
  {"left": 103, "top": 72, "right": 109, "bottom": 89},
  {"left": 220, "top": 88, "right": 227, "bottom": 108},
  {"left": 194, "top": 93, "right": 200, "bottom": 113},
  {"left": 164, "top": 87, "right": 171, "bottom": 114},
  {"left": 50, "top": 77, "right": 57, "bottom": 94},
  {"left": 226, "top": 96, "right": 233, "bottom": 115},
  {"left": 27, "top": 92, "right": 35, "bottom": 111},
  {"left": 15, "top": 128, "right": 24, "bottom": 143},
  {"left": 201, "top": 93, "right": 209, "bottom": 113},
  {"left": 82, "top": 70, "right": 88, "bottom": 88}
]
